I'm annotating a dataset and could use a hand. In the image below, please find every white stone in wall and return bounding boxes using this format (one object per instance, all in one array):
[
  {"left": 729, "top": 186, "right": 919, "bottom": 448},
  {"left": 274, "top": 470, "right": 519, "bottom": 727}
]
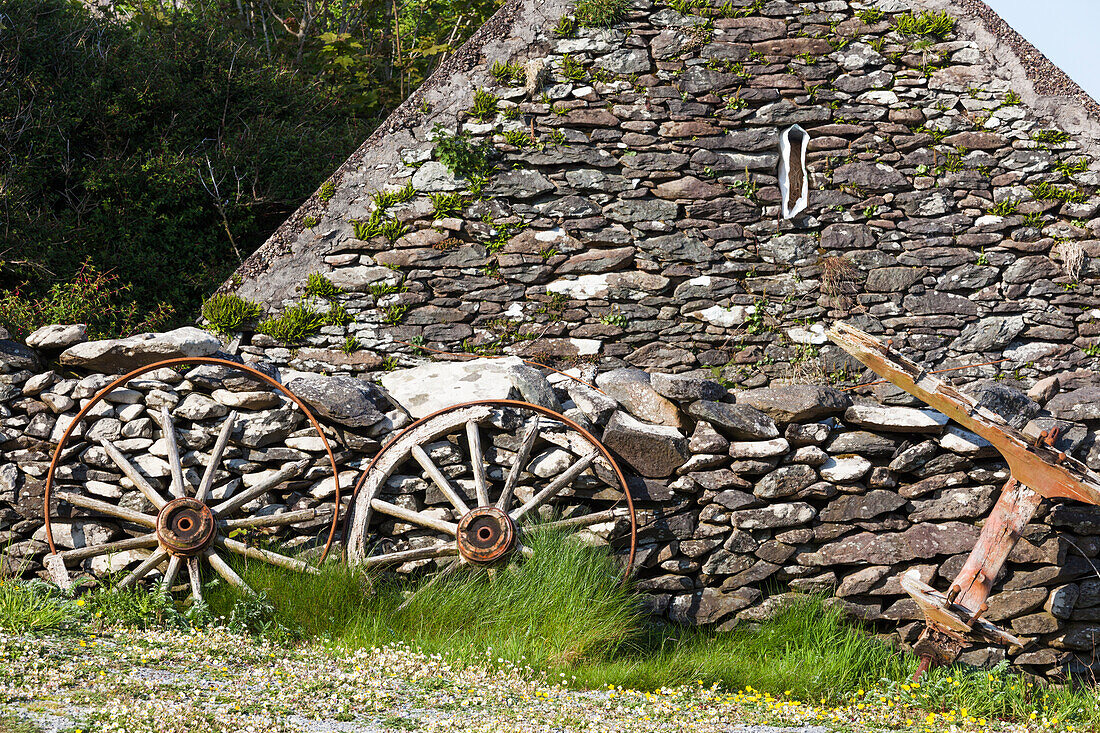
[
  {"left": 686, "top": 304, "right": 755, "bottom": 328},
  {"left": 546, "top": 275, "right": 610, "bottom": 300},
  {"left": 843, "top": 405, "right": 949, "bottom": 434},
  {"left": 939, "top": 425, "right": 995, "bottom": 456},
  {"left": 820, "top": 455, "right": 872, "bottom": 483},
  {"left": 380, "top": 357, "right": 523, "bottom": 418}
]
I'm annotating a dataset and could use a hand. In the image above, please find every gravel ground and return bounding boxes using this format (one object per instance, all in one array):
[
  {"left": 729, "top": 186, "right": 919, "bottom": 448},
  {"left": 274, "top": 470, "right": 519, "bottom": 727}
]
[{"left": 0, "top": 627, "right": 1071, "bottom": 733}]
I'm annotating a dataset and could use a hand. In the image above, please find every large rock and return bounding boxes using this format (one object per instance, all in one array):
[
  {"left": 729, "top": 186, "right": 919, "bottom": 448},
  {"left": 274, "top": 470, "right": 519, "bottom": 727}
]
[
  {"left": 754, "top": 465, "right": 817, "bottom": 499},
  {"left": 736, "top": 385, "right": 850, "bottom": 423},
  {"left": 650, "top": 372, "right": 726, "bottom": 402},
  {"left": 380, "top": 358, "right": 521, "bottom": 418},
  {"left": 820, "top": 491, "right": 906, "bottom": 522},
  {"left": 1044, "top": 387, "right": 1100, "bottom": 422},
  {"left": 59, "top": 327, "right": 221, "bottom": 373},
  {"left": 595, "top": 368, "right": 684, "bottom": 427},
  {"left": 967, "top": 381, "right": 1039, "bottom": 430},
  {"left": 668, "top": 587, "right": 760, "bottom": 625},
  {"left": 26, "top": 323, "right": 87, "bottom": 350},
  {"left": 843, "top": 405, "right": 949, "bottom": 433},
  {"left": 687, "top": 400, "right": 778, "bottom": 440},
  {"left": 287, "top": 375, "right": 385, "bottom": 428},
  {"left": 601, "top": 410, "right": 689, "bottom": 478},
  {"left": 950, "top": 317, "right": 1025, "bottom": 352},
  {"left": 0, "top": 339, "right": 42, "bottom": 372},
  {"left": 506, "top": 364, "right": 562, "bottom": 412},
  {"left": 805, "top": 522, "right": 981, "bottom": 566},
  {"left": 730, "top": 502, "right": 817, "bottom": 530}
]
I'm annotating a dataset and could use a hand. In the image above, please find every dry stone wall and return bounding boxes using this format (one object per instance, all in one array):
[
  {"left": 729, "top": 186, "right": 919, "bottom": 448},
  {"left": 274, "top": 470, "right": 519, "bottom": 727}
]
[
  {"left": 228, "top": 0, "right": 1100, "bottom": 391},
  {"left": 6, "top": 326, "right": 1100, "bottom": 680}
]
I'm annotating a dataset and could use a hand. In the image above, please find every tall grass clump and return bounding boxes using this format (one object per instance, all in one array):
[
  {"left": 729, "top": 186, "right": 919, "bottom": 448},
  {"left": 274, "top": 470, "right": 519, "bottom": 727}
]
[
  {"left": 566, "top": 595, "right": 909, "bottom": 700},
  {"left": 0, "top": 579, "right": 72, "bottom": 633},
  {"left": 210, "top": 531, "right": 640, "bottom": 667},
  {"left": 200, "top": 293, "right": 264, "bottom": 334},
  {"left": 575, "top": 0, "right": 629, "bottom": 27}
]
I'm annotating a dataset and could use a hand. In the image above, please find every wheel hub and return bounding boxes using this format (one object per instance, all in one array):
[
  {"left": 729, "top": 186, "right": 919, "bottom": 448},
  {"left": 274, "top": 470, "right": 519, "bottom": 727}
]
[
  {"left": 456, "top": 507, "right": 515, "bottom": 564},
  {"left": 156, "top": 497, "right": 216, "bottom": 557}
]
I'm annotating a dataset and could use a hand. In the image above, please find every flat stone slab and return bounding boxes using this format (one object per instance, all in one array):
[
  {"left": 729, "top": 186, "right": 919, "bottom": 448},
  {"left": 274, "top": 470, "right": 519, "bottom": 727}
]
[
  {"left": 843, "top": 405, "right": 949, "bottom": 434},
  {"left": 59, "top": 327, "right": 220, "bottom": 373},
  {"left": 380, "top": 357, "right": 523, "bottom": 418}
]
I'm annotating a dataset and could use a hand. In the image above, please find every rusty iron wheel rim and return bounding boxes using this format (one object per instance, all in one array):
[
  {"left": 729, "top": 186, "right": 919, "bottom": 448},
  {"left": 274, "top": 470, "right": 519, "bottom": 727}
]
[
  {"left": 344, "top": 399, "right": 637, "bottom": 580},
  {"left": 43, "top": 356, "right": 343, "bottom": 581},
  {"left": 456, "top": 507, "right": 516, "bottom": 564}
]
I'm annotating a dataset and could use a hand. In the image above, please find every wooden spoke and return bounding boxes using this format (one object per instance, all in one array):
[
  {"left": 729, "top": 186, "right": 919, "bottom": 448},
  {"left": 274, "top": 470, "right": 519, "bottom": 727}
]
[
  {"left": 466, "top": 420, "right": 491, "bottom": 508},
  {"left": 60, "top": 532, "right": 159, "bottom": 562},
  {"left": 220, "top": 506, "right": 333, "bottom": 531},
  {"left": 396, "top": 557, "right": 462, "bottom": 613},
  {"left": 370, "top": 498, "right": 458, "bottom": 535},
  {"left": 524, "top": 507, "right": 628, "bottom": 533},
  {"left": 196, "top": 410, "right": 237, "bottom": 503},
  {"left": 162, "top": 555, "right": 182, "bottom": 592},
  {"left": 411, "top": 444, "right": 471, "bottom": 515},
  {"left": 116, "top": 548, "right": 168, "bottom": 590},
  {"left": 497, "top": 418, "right": 539, "bottom": 511},
  {"left": 359, "top": 543, "right": 458, "bottom": 569},
  {"left": 511, "top": 452, "right": 597, "bottom": 523},
  {"left": 160, "top": 405, "right": 186, "bottom": 499},
  {"left": 205, "top": 550, "right": 255, "bottom": 595},
  {"left": 57, "top": 492, "right": 157, "bottom": 528},
  {"left": 187, "top": 556, "right": 203, "bottom": 602},
  {"left": 211, "top": 460, "right": 307, "bottom": 516},
  {"left": 217, "top": 536, "right": 320, "bottom": 574},
  {"left": 95, "top": 437, "right": 168, "bottom": 510}
]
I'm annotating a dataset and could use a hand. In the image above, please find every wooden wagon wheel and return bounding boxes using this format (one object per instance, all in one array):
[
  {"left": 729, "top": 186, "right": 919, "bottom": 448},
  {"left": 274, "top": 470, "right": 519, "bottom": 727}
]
[
  {"left": 42, "top": 357, "right": 341, "bottom": 601},
  {"left": 345, "top": 400, "right": 636, "bottom": 598}
]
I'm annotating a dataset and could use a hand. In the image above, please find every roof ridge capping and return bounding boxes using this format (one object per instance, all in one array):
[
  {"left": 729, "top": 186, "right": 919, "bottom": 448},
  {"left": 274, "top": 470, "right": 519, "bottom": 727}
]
[{"left": 936, "top": 0, "right": 1100, "bottom": 146}]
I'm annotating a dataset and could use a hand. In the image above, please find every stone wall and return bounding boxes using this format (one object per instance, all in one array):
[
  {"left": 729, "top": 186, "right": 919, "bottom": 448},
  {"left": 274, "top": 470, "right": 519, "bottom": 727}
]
[
  {"left": 6, "top": 325, "right": 1100, "bottom": 679},
  {"left": 225, "top": 0, "right": 1100, "bottom": 390}
]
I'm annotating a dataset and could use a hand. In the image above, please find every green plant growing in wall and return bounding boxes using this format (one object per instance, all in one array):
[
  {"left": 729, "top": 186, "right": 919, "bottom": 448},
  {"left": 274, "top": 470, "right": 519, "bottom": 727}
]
[
  {"left": 201, "top": 293, "right": 263, "bottom": 334},
  {"left": 575, "top": 0, "right": 629, "bottom": 27},
  {"left": 988, "top": 200, "right": 1018, "bottom": 217},
  {"left": 857, "top": 8, "right": 884, "bottom": 24},
  {"left": 430, "top": 193, "right": 466, "bottom": 218},
  {"left": 371, "top": 181, "right": 416, "bottom": 211},
  {"left": 431, "top": 125, "right": 493, "bottom": 180},
  {"left": 491, "top": 61, "right": 526, "bottom": 85},
  {"left": 304, "top": 272, "right": 344, "bottom": 300},
  {"left": 382, "top": 304, "right": 409, "bottom": 325},
  {"left": 1055, "top": 158, "right": 1089, "bottom": 178},
  {"left": 502, "top": 129, "right": 533, "bottom": 148},
  {"left": 553, "top": 15, "right": 576, "bottom": 38},
  {"left": 471, "top": 89, "right": 499, "bottom": 121},
  {"left": 561, "top": 54, "right": 587, "bottom": 81},
  {"left": 323, "top": 302, "right": 352, "bottom": 327},
  {"left": 894, "top": 10, "right": 956, "bottom": 40},
  {"left": 1030, "top": 181, "right": 1088, "bottom": 204},
  {"left": 318, "top": 181, "right": 336, "bottom": 202},
  {"left": 547, "top": 128, "right": 568, "bottom": 145},
  {"left": 341, "top": 335, "right": 362, "bottom": 354},
  {"left": 302, "top": 215, "right": 320, "bottom": 229},
  {"left": 258, "top": 302, "right": 326, "bottom": 343},
  {"left": 1031, "top": 129, "right": 1071, "bottom": 145}
]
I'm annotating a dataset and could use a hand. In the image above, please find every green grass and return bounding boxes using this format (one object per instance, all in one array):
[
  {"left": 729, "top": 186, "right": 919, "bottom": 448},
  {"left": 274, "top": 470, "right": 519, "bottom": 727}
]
[
  {"left": 0, "top": 579, "right": 72, "bottom": 633},
  {"left": 0, "top": 713, "right": 42, "bottom": 733},
  {"left": 429, "top": 192, "right": 466, "bottom": 219},
  {"left": 470, "top": 88, "right": 499, "bottom": 121}
]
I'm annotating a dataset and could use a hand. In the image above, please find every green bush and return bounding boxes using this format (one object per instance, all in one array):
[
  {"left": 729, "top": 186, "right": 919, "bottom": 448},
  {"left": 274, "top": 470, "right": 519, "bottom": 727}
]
[
  {"left": 0, "top": 261, "right": 172, "bottom": 340},
  {"left": 200, "top": 293, "right": 264, "bottom": 334},
  {"left": 0, "top": 0, "right": 498, "bottom": 335}
]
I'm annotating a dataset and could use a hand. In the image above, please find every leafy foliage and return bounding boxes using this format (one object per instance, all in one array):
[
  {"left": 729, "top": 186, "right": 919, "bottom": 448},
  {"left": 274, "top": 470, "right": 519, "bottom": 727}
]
[
  {"left": 0, "top": 261, "right": 172, "bottom": 340},
  {"left": 201, "top": 293, "right": 265, "bottom": 334},
  {"left": 431, "top": 125, "right": 494, "bottom": 179},
  {"left": 0, "top": 0, "right": 498, "bottom": 336},
  {"left": 429, "top": 193, "right": 466, "bottom": 218}
]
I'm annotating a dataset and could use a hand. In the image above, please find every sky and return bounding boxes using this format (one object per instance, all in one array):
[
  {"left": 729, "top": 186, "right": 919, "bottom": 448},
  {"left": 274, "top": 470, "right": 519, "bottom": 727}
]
[{"left": 984, "top": 0, "right": 1100, "bottom": 103}]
